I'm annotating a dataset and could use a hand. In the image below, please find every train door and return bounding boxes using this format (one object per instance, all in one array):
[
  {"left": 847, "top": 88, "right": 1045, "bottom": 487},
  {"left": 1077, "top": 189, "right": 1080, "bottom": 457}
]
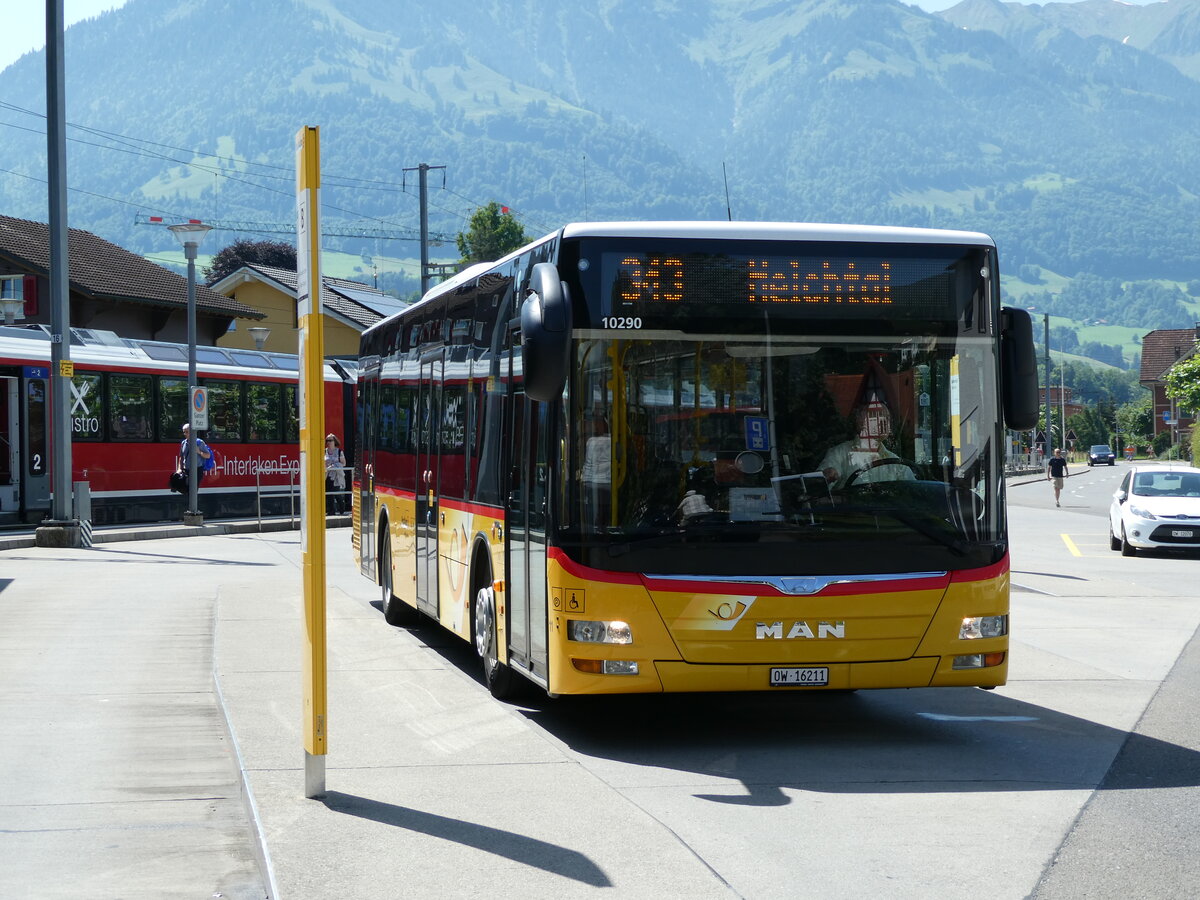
[
  {"left": 415, "top": 351, "right": 442, "bottom": 617},
  {"left": 0, "top": 374, "right": 18, "bottom": 515},
  {"left": 22, "top": 366, "right": 51, "bottom": 517},
  {"left": 505, "top": 391, "right": 551, "bottom": 684},
  {"left": 357, "top": 374, "right": 378, "bottom": 580}
]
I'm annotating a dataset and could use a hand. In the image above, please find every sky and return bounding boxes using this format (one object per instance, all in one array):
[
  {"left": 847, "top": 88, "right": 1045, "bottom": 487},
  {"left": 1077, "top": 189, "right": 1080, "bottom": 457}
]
[{"left": 1, "top": 1, "right": 130, "bottom": 74}]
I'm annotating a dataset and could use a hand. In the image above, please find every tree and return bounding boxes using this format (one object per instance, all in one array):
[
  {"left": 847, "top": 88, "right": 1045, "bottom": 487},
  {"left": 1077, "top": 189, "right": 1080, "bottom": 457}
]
[
  {"left": 204, "top": 239, "right": 297, "bottom": 284},
  {"left": 1164, "top": 349, "right": 1200, "bottom": 413},
  {"left": 456, "top": 202, "right": 527, "bottom": 265},
  {"left": 1115, "top": 395, "right": 1154, "bottom": 450}
]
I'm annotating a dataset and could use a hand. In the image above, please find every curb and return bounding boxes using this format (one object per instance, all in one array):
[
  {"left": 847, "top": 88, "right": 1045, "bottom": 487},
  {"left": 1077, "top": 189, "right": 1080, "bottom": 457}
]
[
  {"left": 212, "top": 609, "right": 280, "bottom": 900},
  {"left": 0, "top": 515, "right": 350, "bottom": 552}
]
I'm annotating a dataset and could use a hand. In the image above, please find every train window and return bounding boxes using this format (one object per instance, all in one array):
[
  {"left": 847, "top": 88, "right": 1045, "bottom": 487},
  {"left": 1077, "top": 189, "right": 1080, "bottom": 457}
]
[
  {"left": 158, "top": 378, "right": 188, "bottom": 441},
  {"left": 204, "top": 380, "right": 243, "bottom": 441},
  {"left": 108, "top": 374, "right": 153, "bottom": 441},
  {"left": 69, "top": 372, "right": 103, "bottom": 442},
  {"left": 247, "top": 383, "right": 282, "bottom": 442},
  {"left": 284, "top": 385, "right": 300, "bottom": 442}
]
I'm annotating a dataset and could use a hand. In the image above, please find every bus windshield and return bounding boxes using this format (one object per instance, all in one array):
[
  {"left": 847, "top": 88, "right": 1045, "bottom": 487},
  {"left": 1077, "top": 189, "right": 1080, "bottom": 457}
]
[{"left": 561, "top": 238, "right": 1003, "bottom": 576}]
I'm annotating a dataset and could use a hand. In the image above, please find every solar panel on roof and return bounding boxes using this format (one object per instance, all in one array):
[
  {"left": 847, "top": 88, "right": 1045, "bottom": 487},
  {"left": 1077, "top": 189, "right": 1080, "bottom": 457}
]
[
  {"left": 196, "top": 348, "right": 233, "bottom": 365},
  {"left": 142, "top": 345, "right": 187, "bottom": 362},
  {"left": 335, "top": 286, "right": 408, "bottom": 316},
  {"left": 230, "top": 351, "right": 270, "bottom": 367}
]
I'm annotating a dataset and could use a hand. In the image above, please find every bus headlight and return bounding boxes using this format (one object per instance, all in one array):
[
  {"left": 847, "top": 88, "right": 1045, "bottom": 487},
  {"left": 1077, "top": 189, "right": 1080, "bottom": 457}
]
[
  {"left": 959, "top": 615, "right": 1007, "bottom": 640},
  {"left": 953, "top": 652, "right": 1005, "bottom": 669},
  {"left": 571, "top": 658, "right": 640, "bottom": 675},
  {"left": 567, "top": 620, "right": 633, "bottom": 644}
]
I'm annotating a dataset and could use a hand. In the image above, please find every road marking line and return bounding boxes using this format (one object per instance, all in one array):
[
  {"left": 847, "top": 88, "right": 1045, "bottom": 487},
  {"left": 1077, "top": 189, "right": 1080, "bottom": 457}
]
[{"left": 1061, "top": 533, "right": 1082, "bottom": 557}]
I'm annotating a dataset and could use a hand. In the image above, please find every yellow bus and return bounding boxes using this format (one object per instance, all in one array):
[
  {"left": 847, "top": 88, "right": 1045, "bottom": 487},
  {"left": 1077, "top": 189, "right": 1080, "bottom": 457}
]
[{"left": 353, "top": 222, "right": 1039, "bottom": 699}]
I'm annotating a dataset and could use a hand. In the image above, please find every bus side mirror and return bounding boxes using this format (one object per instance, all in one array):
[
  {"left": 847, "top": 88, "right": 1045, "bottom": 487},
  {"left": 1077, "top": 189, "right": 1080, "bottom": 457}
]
[
  {"left": 1000, "top": 307, "right": 1039, "bottom": 430},
  {"left": 521, "top": 262, "right": 573, "bottom": 402}
]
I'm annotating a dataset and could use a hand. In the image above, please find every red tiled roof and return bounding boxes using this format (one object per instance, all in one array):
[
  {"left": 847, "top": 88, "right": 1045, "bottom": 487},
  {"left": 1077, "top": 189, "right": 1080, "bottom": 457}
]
[
  {"left": 1140, "top": 327, "right": 1200, "bottom": 384},
  {"left": 0, "top": 214, "right": 263, "bottom": 320}
]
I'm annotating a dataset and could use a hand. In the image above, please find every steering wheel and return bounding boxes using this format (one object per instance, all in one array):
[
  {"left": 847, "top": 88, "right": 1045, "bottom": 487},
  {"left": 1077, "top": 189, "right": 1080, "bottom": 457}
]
[{"left": 844, "top": 456, "right": 923, "bottom": 488}]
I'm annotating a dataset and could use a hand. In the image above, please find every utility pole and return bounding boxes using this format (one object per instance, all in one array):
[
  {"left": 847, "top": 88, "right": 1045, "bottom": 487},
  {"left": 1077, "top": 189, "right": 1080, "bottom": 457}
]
[
  {"left": 1043, "top": 313, "right": 1053, "bottom": 457},
  {"left": 403, "top": 163, "right": 445, "bottom": 297},
  {"left": 35, "top": 0, "right": 79, "bottom": 548}
]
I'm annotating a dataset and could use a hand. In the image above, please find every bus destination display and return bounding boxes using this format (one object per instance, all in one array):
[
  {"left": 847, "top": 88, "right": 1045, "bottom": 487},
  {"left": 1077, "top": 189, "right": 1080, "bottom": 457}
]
[
  {"left": 611, "top": 253, "right": 894, "bottom": 307},
  {"left": 603, "top": 250, "right": 963, "bottom": 320}
]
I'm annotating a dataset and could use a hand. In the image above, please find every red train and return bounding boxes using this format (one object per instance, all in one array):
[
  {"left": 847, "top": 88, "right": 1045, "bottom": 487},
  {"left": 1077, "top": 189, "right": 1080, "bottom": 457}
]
[{"left": 0, "top": 323, "right": 355, "bottom": 526}]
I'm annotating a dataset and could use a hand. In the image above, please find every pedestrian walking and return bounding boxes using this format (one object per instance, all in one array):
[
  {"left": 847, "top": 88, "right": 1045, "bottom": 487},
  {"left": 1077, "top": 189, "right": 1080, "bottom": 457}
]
[{"left": 1047, "top": 447, "right": 1068, "bottom": 507}]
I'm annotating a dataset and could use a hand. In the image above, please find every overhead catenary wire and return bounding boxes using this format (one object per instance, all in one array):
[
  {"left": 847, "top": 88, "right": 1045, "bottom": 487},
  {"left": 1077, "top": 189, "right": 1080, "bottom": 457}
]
[{"left": 0, "top": 99, "right": 546, "bottom": 238}]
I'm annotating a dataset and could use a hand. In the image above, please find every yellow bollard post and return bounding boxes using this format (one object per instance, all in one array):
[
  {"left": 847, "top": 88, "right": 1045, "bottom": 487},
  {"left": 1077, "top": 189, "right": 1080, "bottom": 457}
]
[{"left": 296, "top": 125, "right": 327, "bottom": 798}]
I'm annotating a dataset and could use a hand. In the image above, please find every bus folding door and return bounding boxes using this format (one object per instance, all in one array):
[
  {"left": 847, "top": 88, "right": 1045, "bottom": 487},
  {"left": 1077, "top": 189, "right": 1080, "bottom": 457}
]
[
  {"left": 505, "top": 391, "right": 550, "bottom": 684},
  {"left": 415, "top": 352, "right": 442, "bottom": 618}
]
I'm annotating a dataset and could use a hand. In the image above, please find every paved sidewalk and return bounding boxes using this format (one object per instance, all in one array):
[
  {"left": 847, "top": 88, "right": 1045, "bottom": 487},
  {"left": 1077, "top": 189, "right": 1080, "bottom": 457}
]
[{"left": 0, "top": 528, "right": 731, "bottom": 900}]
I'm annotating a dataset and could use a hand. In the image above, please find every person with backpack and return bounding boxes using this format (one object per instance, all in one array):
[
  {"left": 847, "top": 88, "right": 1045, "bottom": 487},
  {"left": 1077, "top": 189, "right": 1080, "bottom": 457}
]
[{"left": 174, "top": 423, "right": 214, "bottom": 491}]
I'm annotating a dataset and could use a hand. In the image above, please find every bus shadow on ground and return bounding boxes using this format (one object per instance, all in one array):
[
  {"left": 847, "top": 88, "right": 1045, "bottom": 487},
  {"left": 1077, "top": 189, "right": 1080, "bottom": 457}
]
[
  {"left": 516, "top": 689, "right": 1200, "bottom": 804},
  {"left": 376, "top": 604, "right": 1200, "bottom": 803}
]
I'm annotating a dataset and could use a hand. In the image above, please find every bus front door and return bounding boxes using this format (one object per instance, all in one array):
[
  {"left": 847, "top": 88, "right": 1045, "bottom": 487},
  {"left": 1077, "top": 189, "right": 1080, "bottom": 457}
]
[
  {"left": 357, "top": 375, "right": 377, "bottom": 580},
  {"left": 415, "top": 353, "right": 442, "bottom": 617},
  {"left": 506, "top": 393, "right": 550, "bottom": 684}
]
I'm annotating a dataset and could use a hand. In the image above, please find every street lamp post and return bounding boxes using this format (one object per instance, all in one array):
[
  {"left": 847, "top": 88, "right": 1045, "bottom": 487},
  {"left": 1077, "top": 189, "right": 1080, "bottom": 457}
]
[{"left": 167, "top": 223, "right": 212, "bottom": 524}]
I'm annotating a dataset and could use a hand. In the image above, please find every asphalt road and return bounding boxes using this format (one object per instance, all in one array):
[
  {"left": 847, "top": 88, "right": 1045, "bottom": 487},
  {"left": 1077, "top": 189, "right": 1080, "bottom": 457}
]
[{"left": 1005, "top": 462, "right": 1200, "bottom": 899}]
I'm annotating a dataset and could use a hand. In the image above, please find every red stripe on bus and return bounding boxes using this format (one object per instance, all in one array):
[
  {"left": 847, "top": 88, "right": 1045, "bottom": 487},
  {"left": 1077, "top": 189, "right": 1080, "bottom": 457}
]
[
  {"left": 949, "top": 553, "right": 1008, "bottom": 583},
  {"left": 547, "top": 547, "right": 643, "bottom": 585},
  {"left": 639, "top": 572, "right": 951, "bottom": 597},
  {"left": 550, "top": 548, "right": 1004, "bottom": 595}
]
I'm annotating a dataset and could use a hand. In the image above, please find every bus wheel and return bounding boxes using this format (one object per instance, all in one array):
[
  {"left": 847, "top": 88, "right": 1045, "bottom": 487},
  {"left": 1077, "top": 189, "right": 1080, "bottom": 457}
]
[
  {"left": 380, "top": 533, "right": 418, "bottom": 627},
  {"left": 474, "top": 585, "right": 518, "bottom": 699}
]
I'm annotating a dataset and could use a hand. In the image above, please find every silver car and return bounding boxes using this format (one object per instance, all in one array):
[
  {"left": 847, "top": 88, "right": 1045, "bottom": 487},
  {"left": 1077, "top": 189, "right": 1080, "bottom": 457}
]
[{"left": 1109, "top": 464, "right": 1200, "bottom": 556}]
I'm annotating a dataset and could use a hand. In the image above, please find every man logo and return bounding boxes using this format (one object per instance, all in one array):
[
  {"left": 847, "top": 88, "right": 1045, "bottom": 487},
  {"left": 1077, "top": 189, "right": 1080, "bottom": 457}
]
[
  {"left": 710, "top": 600, "right": 749, "bottom": 621},
  {"left": 756, "top": 621, "right": 845, "bottom": 639}
]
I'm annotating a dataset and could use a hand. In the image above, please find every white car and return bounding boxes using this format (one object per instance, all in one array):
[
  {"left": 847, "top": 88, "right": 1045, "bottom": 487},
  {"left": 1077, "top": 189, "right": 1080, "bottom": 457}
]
[{"left": 1109, "top": 464, "right": 1200, "bottom": 556}]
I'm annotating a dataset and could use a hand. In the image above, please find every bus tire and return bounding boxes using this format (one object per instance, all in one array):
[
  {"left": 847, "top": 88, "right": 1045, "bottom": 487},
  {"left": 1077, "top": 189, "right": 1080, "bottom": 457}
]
[
  {"left": 473, "top": 582, "right": 519, "bottom": 700},
  {"left": 380, "top": 527, "right": 418, "bottom": 627}
]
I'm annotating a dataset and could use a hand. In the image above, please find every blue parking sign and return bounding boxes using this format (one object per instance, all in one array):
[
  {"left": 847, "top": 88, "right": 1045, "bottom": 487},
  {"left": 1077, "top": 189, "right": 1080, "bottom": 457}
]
[{"left": 745, "top": 416, "right": 770, "bottom": 451}]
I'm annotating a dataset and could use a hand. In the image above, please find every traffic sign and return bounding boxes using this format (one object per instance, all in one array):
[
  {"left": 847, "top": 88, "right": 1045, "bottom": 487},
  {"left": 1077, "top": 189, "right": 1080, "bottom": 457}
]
[{"left": 190, "top": 386, "right": 208, "bottom": 430}]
